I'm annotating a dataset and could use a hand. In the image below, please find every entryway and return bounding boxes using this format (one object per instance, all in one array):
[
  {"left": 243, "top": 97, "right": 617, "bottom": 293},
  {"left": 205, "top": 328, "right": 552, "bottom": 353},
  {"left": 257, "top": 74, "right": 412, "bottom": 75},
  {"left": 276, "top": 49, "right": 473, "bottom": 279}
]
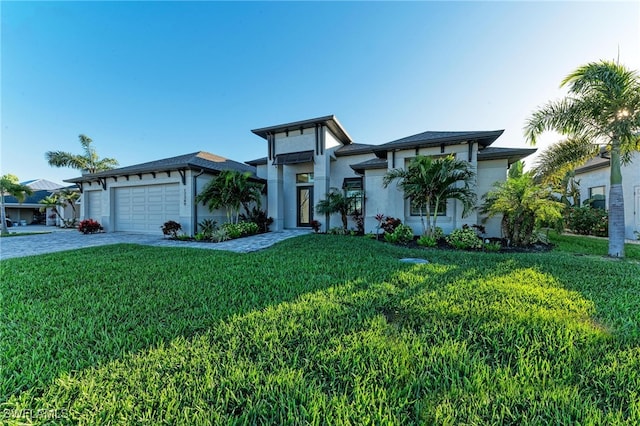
[{"left": 297, "top": 186, "right": 313, "bottom": 227}]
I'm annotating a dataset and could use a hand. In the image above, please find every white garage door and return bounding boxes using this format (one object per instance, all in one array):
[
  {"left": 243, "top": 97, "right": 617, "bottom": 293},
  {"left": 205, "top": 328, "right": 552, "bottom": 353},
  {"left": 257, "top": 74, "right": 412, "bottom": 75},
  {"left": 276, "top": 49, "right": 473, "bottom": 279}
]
[
  {"left": 114, "top": 184, "right": 180, "bottom": 233},
  {"left": 86, "top": 190, "right": 102, "bottom": 222}
]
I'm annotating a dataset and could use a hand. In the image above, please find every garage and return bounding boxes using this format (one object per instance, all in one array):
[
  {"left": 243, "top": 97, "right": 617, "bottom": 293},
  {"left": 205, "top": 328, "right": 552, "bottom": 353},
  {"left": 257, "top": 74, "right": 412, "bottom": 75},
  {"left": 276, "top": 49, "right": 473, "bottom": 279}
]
[
  {"left": 86, "top": 190, "right": 102, "bottom": 222},
  {"left": 114, "top": 184, "right": 180, "bottom": 233}
]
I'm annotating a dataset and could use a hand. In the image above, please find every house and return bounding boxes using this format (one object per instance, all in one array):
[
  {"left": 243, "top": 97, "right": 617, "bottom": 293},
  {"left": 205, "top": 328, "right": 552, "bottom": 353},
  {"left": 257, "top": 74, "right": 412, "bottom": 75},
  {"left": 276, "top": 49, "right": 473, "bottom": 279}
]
[
  {"left": 66, "top": 115, "right": 536, "bottom": 237},
  {"left": 574, "top": 150, "right": 640, "bottom": 240},
  {"left": 2, "top": 179, "right": 71, "bottom": 226},
  {"left": 65, "top": 151, "right": 261, "bottom": 235}
]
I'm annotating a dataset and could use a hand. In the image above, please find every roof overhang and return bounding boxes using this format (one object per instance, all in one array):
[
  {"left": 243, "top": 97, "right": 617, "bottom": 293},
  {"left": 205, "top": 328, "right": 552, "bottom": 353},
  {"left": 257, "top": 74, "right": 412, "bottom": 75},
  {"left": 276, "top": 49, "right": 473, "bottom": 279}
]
[
  {"left": 252, "top": 115, "right": 352, "bottom": 145},
  {"left": 272, "top": 150, "right": 315, "bottom": 166},
  {"left": 477, "top": 147, "right": 537, "bottom": 166}
]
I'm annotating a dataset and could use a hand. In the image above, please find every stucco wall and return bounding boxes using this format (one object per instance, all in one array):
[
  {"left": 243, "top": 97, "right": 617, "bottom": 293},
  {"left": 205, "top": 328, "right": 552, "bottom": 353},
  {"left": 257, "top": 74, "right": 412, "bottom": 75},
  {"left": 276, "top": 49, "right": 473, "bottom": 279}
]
[
  {"left": 274, "top": 128, "right": 315, "bottom": 155},
  {"left": 477, "top": 158, "right": 509, "bottom": 237}
]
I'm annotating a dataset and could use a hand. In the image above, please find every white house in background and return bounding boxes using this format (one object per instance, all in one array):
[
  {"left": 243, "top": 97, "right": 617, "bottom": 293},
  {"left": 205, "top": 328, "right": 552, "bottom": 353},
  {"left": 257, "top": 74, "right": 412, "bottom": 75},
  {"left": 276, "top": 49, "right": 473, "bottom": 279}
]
[
  {"left": 2, "top": 179, "right": 78, "bottom": 226},
  {"left": 574, "top": 151, "right": 640, "bottom": 240},
  {"left": 66, "top": 115, "right": 536, "bottom": 237}
]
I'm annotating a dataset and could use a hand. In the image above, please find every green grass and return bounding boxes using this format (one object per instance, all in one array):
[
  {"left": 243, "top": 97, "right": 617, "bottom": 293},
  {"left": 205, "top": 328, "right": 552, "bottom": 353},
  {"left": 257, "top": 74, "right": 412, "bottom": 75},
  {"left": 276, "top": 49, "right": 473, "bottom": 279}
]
[
  {"left": 1, "top": 234, "right": 639, "bottom": 424},
  {"left": 548, "top": 230, "right": 640, "bottom": 260}
]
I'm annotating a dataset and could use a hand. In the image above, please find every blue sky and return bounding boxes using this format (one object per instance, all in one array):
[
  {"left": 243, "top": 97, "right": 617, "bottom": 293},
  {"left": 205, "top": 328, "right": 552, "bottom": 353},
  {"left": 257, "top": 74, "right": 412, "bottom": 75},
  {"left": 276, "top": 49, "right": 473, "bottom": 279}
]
[{"left": 2, "top": 1, "right": 639, "bottom": 184}]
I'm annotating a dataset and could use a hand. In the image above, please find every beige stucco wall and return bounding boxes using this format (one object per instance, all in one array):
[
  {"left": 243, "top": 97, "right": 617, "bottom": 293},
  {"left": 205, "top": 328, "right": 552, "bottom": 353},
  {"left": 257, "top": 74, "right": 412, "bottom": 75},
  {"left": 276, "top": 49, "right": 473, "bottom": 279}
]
[
  {"left": 274, "top": 128, "right": 315, "bottom": 155},
  {"left": 477, "top": 158, "right": 509, "bottom": 237}
]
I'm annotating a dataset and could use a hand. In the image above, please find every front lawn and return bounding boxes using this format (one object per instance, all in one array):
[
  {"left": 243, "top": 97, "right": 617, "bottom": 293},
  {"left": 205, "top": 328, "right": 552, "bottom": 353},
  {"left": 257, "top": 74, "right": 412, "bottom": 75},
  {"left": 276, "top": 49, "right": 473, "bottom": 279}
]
[{"left": 1, "top": 235, "right": 639, "bottom": 424}]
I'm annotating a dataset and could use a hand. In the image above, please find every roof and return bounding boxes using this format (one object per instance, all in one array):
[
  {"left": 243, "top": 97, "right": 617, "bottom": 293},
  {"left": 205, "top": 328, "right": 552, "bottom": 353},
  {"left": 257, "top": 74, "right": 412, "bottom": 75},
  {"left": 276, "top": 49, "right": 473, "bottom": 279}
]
[
  {"left": 3, "top": 189, "right": 52, "bottom": 206},
  {"left": 273, "top": 150, "right": 315, "bottom": 166},
  {"left": 575, "top": 155, "right": 610, "bottom": 174},
  {"left": 477, "top": 147, "right": 538, "bottom": 165},
  {"left": 335, "top": 143, "right": 376, "bottom": 157},
  {"left": 350, "top": 158, "right": 389, "bottom": 174},
  {"left": 20, "top": 179, "right": 65, "bottom": 191},
  {"left": 64, "top": 151, "right": 257, "bottom": 183},
  {"left": 373, "top": 130, "right": 504, "bottom": 157},
  {"left": 246, "top": 157, "right": 268, "bottom": 166},
  {"left": 251, "top": 115, "right": 353, "bottom": 145}
]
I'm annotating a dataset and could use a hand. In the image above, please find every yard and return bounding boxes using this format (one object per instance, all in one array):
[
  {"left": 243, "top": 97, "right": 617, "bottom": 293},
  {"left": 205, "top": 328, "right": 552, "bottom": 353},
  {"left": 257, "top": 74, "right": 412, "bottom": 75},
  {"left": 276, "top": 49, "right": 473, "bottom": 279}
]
[{"left": 1, "top": 234, "right": 639, "bottom": 424}]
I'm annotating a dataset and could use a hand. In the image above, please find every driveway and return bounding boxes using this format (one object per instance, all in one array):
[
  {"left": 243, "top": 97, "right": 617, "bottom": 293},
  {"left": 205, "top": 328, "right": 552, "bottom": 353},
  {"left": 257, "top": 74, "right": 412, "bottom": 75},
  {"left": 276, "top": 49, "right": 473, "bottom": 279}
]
[{"left": 0, "top": 227, "right": 311, "bottom": 260}]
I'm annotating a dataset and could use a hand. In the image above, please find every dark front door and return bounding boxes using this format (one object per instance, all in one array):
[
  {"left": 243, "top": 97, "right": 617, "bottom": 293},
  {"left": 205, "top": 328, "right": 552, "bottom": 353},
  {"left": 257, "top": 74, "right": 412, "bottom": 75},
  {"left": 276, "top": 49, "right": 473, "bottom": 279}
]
[{"left": 297, "top": 186, "right": 313, "bottom": 227}]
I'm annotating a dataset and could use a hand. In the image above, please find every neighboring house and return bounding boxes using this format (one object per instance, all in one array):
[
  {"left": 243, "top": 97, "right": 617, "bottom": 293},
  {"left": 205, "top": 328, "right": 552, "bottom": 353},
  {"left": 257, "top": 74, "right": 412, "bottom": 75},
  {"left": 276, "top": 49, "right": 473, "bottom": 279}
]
[
  {"left": 248, "top": 115, "right": 536, "bottom": 237},
  {"left": 65, "top": 151, "right": 261, "bottom": 235},
  {"left": 66, "top": 116, "right": 536, "bottom": 237},
  {"left": 2, "top": 179, "right": 70, "bottom": 226},
  {"left": 574, "top": 151, "right": 640, "bottom": 240}
]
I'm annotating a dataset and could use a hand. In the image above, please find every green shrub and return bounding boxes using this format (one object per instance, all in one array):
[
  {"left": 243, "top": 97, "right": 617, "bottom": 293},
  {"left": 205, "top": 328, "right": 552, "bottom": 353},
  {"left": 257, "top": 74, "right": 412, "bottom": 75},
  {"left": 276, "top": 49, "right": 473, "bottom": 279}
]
[
  {"left": 417, "top": 234, "right": 437, "bottom": 247},
  {"left": 198, "top": 219, "right": 218, "bottom": 238},
  {"left": 194, "top": 232, "right": 207, "bottom": 242},
  {"left": 222, "top": 222, "right": 259, "bottom": 239},
  {"left": 446, "top": 226, "right": 482, "bottom": 250},
  {"left": 483, "top": 241, "right": 502, "bottom": 252},
  {"left": 328, "top": 227, "right": 347, "bottom": 235},
  {"left": 381, "top": 217, "right": 402, "bottom": 234},
  {"left": 211, "top": 228, "right": 230, "bottom": 243},
  {"left": 431, "top": 226, "right": 444, "bottom": 240},
  {"left": 565, "top": 206, "right": 608, "bottom": 237},
  {"left": 386, "top": 224, "right": 414, "bottom": 245},
  {"left": 239, "top": 207, "right": 273, "bottom": 233}
]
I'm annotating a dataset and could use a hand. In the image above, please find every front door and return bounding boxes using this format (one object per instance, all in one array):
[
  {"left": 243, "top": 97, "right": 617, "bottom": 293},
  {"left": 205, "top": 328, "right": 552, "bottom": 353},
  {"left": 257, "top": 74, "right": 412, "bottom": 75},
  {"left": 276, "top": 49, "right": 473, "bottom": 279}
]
[{"left": 297, "top": 186, "right": 313, "bottom": 227}]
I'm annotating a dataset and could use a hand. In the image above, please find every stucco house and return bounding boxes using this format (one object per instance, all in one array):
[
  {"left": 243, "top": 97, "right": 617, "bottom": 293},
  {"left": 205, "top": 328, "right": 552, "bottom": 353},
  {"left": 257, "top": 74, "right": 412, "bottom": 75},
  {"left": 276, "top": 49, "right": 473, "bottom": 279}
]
[
  {"left": 2, "top": 179, "right": 78, "bottom": 226},
  {"left": 66, "top": 115, "right": 537, "bottom": 237},
  {"left": 574, "top": 150, "right": 640, "bottom": 240}
]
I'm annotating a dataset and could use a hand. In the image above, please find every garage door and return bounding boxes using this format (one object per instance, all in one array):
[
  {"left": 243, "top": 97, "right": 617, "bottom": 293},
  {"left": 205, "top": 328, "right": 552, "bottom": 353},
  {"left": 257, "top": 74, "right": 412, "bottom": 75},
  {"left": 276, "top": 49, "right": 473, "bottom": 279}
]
[
  {"left": 114, "top": 184, "right": 180, "bottom": 233},
  {"left": 86, "top": 190, "right": 102, "bottom": 222}
]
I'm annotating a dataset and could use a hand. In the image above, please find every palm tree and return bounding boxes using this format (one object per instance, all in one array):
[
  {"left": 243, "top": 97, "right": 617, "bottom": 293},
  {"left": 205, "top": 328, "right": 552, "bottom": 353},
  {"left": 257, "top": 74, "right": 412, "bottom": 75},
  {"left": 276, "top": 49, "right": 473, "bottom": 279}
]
[
  {"left": 480, "top": 170, "right": 565, "bottom": 247},
  {"left": 383, "top": 155, "right": 476, "bottom": 237},
  {"left": 46, "top": 134, "right": 119, "bottom": 174},
  {"left": 0, "top": 174, "right": 33, "bottom": 234},
  {"left": 58, "top": 188, "right": 80, "bottom": 218},
  {"left": 315, "top": 189, "right": 360, "bottom": 231},
  {"left": 39, "top": 194, "right": 63, "bottom": 225},
  {"left": 525, "top": 60, "right": 640, "bottom": 258},
  {"left": 195, "top": 170, "right": 263, "bottom": 224}
]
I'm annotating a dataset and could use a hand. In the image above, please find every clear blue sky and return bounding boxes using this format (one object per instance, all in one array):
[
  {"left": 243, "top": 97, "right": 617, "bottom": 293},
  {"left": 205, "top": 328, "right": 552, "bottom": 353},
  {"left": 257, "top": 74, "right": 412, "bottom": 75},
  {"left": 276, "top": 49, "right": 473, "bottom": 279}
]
[{"left": 2, "top": 1, "right": 639, "bottom": 184}]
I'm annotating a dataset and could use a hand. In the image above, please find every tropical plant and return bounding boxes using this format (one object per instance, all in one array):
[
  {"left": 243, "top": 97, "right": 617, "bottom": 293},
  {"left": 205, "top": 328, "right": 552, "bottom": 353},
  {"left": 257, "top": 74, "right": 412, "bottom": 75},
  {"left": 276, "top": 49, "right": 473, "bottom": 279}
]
[
  {"left": 383, "top": 224, "right": 414, "bottom": 245},
  {"left": 78, "top": 219, "right": 102, "bottom": 234},
  {"left": 525, "top": 60, "right": 640, "bottom": 258},
  {"left": 310, "top": 220, "right": 321, "bottom": 233},
  {"left": 381, "top": 217, "right": 402, "bottom": 235},
  {"left": 239, "top": 206, "right": 273, "bottom": 233},
  {"left": 197, "top": 219, "right": 218, "bottom": 238},
  {"left": 417, "top": 234, "right": 437, "bottom": 247},
  {"left": 446, "top": 226, "right": 483, "bottom": 250},
  {"left": 196, "top": 170, "right": 263, "bottom": 224},
  {"left": 58, "top": 188, "right": 81, "bottom": 217},
  {"left": 161, "top": 220, "right": 182, "bottom": 238},
  {"left": 39, "top": 194, "right": 63, "bottom": 224},
  {"left": 0, "top": 174, "right": 33, "bottom": 234},
  {"left": 315, "top": 189, "right": 361, "bottom": 231},
  {"left": 565, "top": 206, "right": 608, "bottom": 237},
  {"left": 46, "top": 134, "right": 118, "bottom": 174},
  {"left": 383, "top": 155, "right": 476, "bottom": 237},
  {"left": 480, "top": 171, "right": 565, "bottom": 247}
]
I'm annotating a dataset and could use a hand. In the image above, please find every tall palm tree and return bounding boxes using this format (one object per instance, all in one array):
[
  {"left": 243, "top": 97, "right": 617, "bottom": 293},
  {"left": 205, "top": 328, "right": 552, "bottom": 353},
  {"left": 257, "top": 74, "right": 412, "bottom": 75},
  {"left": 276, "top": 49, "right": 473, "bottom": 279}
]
[
  {"left": 39, "top": 194, "right": 63, "bottom": 224},
  {"left": 58, "top": 188, "right": 80, "bottom": 218},
  {"left": 46, "top": 134, "right": 119, "bottom": 174},
  {"left": 525, "top": 60, "right": 640, "bottom": 258},
  {"left": 0, "top": 174, "right": 33, "bottom": 234},
  {"left": 383, "top": 155, "right": 476, "bottom": 237},
  {"left": 195, "top": 170, "right": 263, "bottom": 224},
  {"left": 315, "top": 189, "right": 360, "bottom": 231}
]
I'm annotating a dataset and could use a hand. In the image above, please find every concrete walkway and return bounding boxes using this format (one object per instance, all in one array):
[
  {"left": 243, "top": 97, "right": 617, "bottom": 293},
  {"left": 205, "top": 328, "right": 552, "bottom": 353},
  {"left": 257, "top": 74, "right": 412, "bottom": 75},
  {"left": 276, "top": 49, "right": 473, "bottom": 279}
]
[{"left": 0, "top": 226, "right": 311, "bottom": 260}]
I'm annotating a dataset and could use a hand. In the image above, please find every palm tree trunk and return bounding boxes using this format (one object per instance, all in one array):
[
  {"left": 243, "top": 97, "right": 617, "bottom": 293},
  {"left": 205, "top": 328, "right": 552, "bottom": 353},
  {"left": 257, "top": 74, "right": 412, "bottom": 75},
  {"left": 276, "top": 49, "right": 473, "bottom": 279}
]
[
  {"left": 608, "top": 144, "right": 625, "bottom": 258},
  {"left": 0, "top": 195, "right": 8, "bottom": 234}
]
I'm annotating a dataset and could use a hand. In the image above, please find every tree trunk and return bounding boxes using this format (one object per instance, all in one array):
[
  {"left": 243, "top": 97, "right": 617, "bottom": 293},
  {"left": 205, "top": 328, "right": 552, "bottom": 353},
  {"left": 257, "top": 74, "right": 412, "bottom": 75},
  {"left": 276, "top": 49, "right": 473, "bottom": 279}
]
[
  {"left": 608, "top": 144, "right": 625, "bottom": 258},
  {"left": 0, "top": 195, "right": 8, "bottom": 234}
]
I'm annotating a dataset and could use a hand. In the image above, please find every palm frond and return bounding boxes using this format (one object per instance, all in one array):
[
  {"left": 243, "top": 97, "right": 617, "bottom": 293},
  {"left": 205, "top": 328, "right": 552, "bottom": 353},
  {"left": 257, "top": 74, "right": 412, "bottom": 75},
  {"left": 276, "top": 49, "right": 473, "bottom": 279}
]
[{"left": 532, "top": 137, "right": 600, "bottom": 184}]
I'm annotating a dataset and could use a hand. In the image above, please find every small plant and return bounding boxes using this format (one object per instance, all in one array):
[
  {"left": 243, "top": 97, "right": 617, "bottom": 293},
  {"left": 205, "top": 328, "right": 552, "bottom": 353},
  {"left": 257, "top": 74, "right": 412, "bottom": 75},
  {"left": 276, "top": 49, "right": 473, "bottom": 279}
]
[
  {"left": 417, "top": 234, "right": 437, "bottom": 247},
  {"left": 381, "top": 217, "right": 402, "bottom": 235},
  {"left": 176, "top": 234, "right": 192, "bottom": 241},
  {"left": 446, "top": 227, "right": 482, "bottom": 250},
  {"left": 385, "top": 224, "right": 414, "bottom": 245},
  {"left": 310, "top": 220, "right": 321, "bottom": 233},
  {"left": 565, "top": 206, "right": 608, "bottom": 237},
  {"left": 365, "top": 232, "right": 377, "bottom": 239},
  {"left": 239, "top": 207, "right": 273, "bottom": 233},
  {"left": 211, "top": 228, "right": 230, "bottom": 243},
  {"left": 374, "top": 213, "right": 385, "bottom": 240},
  {"left": 483, "top": 241, "right": 502, "bottom": 252},
  {"left": 194, "top": 232, "right": 207, "bottom": 242},
  {"left": 61, "top": 218, "right": 78, "bottom": 229},
  {"left": 198, "top": 219, "right": 218, "bottom": 238},
  {"left": 635, "top": 230, "right": 640, "bottom": 241},
  {"left": 431, "top": 226, "right": 444, "bottom": 241},
  {"left": 351, "top": 210, "right": 364, "bottom": 235},
  {"left": 161, "top": 220, "right": 182, "bottom": 238},
  {"left": 78, "top": 219, "right": 102, "bottom": 234},
  {"left": 222, "top": 222, "right": 259, "bottom": 239},
  {"left": 328, "top": 227, "right": 347, "bottom": 235}
]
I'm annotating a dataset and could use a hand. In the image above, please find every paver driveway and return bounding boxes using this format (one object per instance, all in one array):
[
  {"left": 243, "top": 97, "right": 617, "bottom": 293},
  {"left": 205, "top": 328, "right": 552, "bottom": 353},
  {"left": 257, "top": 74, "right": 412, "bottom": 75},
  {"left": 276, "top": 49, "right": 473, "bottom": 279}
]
[{"left": 0, "top": 227, "right": 311, "bottom": 260}]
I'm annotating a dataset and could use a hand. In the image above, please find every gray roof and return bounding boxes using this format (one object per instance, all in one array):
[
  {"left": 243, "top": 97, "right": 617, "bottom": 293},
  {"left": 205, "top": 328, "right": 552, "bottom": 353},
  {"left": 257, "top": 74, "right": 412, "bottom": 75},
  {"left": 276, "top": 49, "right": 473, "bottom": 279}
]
[
  {"left": 350, "top": 158, "right": 388, "bottom": 174},
  {"left": 575, "top": 155, "right": 610, "bottom": 174},
  {"left": 3, "top": 189, "right": 51, "bottom": 206},
  {"left": 335, "top": 143, "right": 376, "bottom": 157},
  {"left": 373, "top": 130, "right": 504, "bottom": 157},
  {"left": 246, "top": 157, "right": 268, "bottom": 166},
  {"left": 65, "top": 151, "right": 257, "bottom": 183},
  {"left": 21, "top": 179, "right": 65, "bottom": 191},
  {"left": 251, "top": 115, "right": 353, "bottom": 145},
  {"left": 477, "top": 147, "right": 537, "bottom": 165}
]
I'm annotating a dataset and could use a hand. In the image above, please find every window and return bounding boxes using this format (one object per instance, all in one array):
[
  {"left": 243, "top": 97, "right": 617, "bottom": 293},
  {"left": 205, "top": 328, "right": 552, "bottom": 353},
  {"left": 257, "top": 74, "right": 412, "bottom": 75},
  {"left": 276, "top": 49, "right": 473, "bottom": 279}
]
[
  {"left": 296, "top": 173, "right": 314, "bottom": 184},
  {"left": 343, "top": 178, "right": 363, "bottom": 215},
  {"left": 410, "top": 198, "right": 446, "bottom": 216},
  {"left": 588, "top": 186, "right": 606, "bottom": 209}
]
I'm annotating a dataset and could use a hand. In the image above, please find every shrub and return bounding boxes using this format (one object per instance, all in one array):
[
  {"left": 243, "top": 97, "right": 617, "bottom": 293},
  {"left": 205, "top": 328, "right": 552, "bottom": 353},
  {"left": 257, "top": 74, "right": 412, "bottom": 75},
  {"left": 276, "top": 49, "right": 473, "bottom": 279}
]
[
  {"left": 381, "top": 217, "right": 402, "bottom": 235},
  {"left": 635, "top": 230, "right": 640, "bottom": 241},
  {"left": 328, "top": 227, "right": 347, "bottom": 235},
  {"left": 78, "top": 219, "right": 102, "bottom": 234},
  {"left": 222, "top": 222, "right": 259, "bottom": 239},
  {"left": 161, "top": 220, "right": 182, "bottom": 238},
  {"left": 483, "top": 241, "right": 502, "bottom": 252},
  {"left": 565, "top": 206, "right": 608, "bottom": 237},
  {"left": 194, "top": 232, "right": 207, "bottom": 242},
  {"left": 239, "top": 207, "right": 273, "bottom": 233},
  {"left": 385, "top": 224, "right": 414, "bottom": 245},
  {"left": 198, "top": 219, "right": 218, "bottom": 238},
  {"left": 417, "top": 234, "right": 437, "bottom": 247},
  {"left": 351, "top": 210, "right": 364, "bottom": 235},
  {"left": 446, "top": 227, "right": 482, "bottom": 250},
  {"left": 211, "top": 228, "right": 230, "bottom": 243},
  {"left": 310, "top": 220, "right": 321, "bottom": 233},
  {"left": 431, "top": 226, "right": 444, "bottom": 240}
]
